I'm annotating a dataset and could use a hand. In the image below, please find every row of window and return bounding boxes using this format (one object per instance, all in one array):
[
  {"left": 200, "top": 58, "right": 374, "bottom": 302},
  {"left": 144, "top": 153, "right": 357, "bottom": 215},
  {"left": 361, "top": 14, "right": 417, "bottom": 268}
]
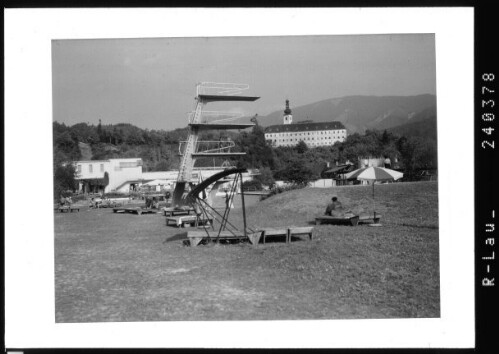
[
  {"left": 266, "top": 130, "right": 346, "bottom": 138},
  {"left": 273, "top": 140, "right": 338, "bottom": 147},
  {"left": 77, "top": 164, "right": 104, "bottom": 174},
  {"left": 274, "top": 136, "right": 345, "bottom": 142}
]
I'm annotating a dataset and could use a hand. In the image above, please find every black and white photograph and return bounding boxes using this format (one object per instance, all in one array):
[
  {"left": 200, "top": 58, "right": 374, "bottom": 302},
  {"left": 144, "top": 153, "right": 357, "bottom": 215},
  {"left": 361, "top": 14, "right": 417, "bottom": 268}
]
[
  {"left": 52, "top": 34, "right": 439, "bottom": 323},
  {"left": 5, "top": 8, "right": 475, "bottom": 349}
]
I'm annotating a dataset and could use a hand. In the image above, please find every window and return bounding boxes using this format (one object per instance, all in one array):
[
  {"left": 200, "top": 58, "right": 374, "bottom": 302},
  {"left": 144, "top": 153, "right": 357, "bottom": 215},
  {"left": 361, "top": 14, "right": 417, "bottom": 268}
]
[
  {"left": 89, "top": 164, "right": 93, "bottom": 173},
  {"left": 77, "top": 165, "right": 81, "bottom": 173},
  {"left": 100, "top": 164, "right": 104, "bottom": 172}
]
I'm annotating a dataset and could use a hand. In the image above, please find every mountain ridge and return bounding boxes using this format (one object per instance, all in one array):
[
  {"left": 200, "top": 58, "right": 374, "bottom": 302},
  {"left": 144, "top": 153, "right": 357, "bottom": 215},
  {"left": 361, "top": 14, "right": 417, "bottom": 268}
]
[{"left": 256, "top": 94, "right": 436, "bottom": 134}]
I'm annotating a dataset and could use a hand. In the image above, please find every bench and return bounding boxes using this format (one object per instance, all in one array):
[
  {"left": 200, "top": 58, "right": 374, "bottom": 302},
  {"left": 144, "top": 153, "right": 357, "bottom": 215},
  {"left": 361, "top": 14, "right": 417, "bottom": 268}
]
[
  {"left": 58, "top": 206, "right": 80, "bottom": 213},
  {"left": 315, "top": 215, "right": 360, "bottom": 226},
  {"left": 166, "top": 215, "right": 213, "bottom": 227},
  {"left": 187, "top": 230, "right": 262, "bottom": 246},
  {"left": 261, "top": 227, "right": 314, "bottom": 244},
  {"left": 261, "top": 228, "right": 288, "bottom": 244},
  {"left": 288, "top": 226, "right": 314, "bottom": 242},
  {"left": 163, "top": 207, "right": 194, "bottom": 217},
  {"left": 113, "top": 207, "right": 157, "bottom": 215}
]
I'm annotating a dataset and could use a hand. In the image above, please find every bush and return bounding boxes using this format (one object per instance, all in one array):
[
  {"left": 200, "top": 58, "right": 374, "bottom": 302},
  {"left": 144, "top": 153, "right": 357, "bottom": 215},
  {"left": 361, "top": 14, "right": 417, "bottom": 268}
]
[
  {"left": 242, "top": 180, "right": 263, "bottom": 191},
  {"left": 263, "top": 183, "right": 307, "bottom": 199}
]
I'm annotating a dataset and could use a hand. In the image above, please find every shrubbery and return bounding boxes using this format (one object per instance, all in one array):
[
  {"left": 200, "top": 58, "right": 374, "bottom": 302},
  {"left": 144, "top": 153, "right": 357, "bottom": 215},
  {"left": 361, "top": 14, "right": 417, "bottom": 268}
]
[
  {"left": 263, "top": 183, "right": 308, "bottom": 200},
  {"left": 242, "top": 180, "right": 263, "bottom": 191}
]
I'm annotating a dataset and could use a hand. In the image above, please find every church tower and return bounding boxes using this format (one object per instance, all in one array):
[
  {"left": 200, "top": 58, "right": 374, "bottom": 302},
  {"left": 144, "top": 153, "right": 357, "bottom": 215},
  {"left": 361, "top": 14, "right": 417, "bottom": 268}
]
[{"left": 283, "top": 99, "right": 293, "bottom": 125}]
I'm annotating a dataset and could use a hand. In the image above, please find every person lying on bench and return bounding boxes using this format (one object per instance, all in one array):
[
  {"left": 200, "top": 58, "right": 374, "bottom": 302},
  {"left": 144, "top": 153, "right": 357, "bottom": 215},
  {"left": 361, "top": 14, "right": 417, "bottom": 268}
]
[{"left": 325, "top": 196, "right": 355, "bottom": 218}]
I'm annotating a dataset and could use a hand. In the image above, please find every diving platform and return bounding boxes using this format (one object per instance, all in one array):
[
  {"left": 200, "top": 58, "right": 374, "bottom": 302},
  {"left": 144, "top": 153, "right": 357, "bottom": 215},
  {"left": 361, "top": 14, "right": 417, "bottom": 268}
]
[
  {"left": 198, "top": 94, "right": 260, "bottom": 102},
  {"left": 189, "top": 123, "right": 255, "bottom": 130}
]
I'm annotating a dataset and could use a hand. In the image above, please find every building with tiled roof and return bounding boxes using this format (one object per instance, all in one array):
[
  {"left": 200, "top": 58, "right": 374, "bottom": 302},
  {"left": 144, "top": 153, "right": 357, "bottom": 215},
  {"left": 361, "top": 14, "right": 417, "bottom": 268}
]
[{"left": 264, "top": 100, "right": 347, "bottom": 147}]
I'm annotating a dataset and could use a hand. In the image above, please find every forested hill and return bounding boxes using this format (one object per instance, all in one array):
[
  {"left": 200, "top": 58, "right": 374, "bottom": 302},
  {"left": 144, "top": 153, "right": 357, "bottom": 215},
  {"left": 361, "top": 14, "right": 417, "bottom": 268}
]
[
  {"left": 53, "top": 121, "right": 240, "bottom": 172},
  {"left": 54, "top": 116, "right": 438, "bottom": 185}
]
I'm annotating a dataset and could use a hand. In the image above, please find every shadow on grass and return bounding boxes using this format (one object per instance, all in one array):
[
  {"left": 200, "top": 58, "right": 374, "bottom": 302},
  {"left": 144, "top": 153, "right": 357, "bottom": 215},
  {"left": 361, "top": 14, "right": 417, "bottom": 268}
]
[
  {"left": 163, "top": 232, "right": 188, "bottom": 243},
  {"left": 388, "top": 222, "right": 439, "bottom": 229}
]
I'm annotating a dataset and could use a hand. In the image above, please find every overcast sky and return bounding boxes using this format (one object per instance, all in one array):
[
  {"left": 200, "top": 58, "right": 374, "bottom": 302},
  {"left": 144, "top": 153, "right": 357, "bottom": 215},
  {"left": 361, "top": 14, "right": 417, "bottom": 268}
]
[{"left": 52, "top": 34, "right": 436, "bottom": 130}]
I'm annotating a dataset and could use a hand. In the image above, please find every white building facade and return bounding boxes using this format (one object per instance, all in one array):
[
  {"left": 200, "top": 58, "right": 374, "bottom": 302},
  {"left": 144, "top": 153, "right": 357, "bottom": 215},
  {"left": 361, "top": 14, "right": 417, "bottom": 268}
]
[
  {"left": 74, "top": 157, "right": 256, "bottom": 194},
  {"left": 264, "top": 100, "right": 347, "bottom": 148},
  {"left": 75, "top": 158, "right": 143, "bottom": 194}
]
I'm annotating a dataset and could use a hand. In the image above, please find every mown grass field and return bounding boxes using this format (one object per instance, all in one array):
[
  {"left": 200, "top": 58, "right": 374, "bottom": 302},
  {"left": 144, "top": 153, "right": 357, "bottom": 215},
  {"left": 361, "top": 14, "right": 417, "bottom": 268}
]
[{"left": 54, "top": 181, "right": 439, "bottom": 322}]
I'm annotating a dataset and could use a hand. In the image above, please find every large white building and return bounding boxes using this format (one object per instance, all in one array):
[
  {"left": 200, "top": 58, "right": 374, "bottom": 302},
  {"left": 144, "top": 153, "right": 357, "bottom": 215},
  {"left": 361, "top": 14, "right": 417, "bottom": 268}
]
[
  {"left": 264, "top": 100, "right": 347, "bottom": 147},
  {"left": 75, "top": 158, "right": 143, "bottom": 194}
]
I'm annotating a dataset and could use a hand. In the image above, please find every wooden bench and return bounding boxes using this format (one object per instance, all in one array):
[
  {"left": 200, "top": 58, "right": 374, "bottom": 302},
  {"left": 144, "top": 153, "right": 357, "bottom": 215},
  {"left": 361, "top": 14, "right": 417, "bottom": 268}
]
[
  {"left": 260, "top": 227, "right": 314, "bottom": 244},
  {"left": 58, "top": 206, "right": 80, "bottom": 213},
  {"left": 166, "top": 215, "right": 213, "bottom": 228},
  {"left": 288, "top": 226, "right": 314, "bottom": 242},
  {"left": 315, "top": 215, "right": 360, "bottom": 226},
  {"left": 261, "top": 228, "right": 288, "bottom": 244},
  {"left": 163, "top": 207, "right": 194, "bottom": 217},
  {"left": 113, "top": 207, "right": 157, "bottom": 215},
  {"left": 187, "top": 230, "right": 262, "bottom": 247}
]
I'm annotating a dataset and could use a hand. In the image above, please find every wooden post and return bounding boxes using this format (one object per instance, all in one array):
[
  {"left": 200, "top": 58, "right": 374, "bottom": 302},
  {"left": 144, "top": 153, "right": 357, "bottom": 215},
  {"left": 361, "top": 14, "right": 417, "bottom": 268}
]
[{"left": 240, "top": 173, "right": 247, "bottom": 239}]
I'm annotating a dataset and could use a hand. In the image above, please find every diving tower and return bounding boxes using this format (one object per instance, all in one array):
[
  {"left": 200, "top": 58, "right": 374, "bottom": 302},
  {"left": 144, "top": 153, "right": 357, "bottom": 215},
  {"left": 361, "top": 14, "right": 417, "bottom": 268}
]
[{"left": 172, "top": 82, "right": 260, "bottom": 206}]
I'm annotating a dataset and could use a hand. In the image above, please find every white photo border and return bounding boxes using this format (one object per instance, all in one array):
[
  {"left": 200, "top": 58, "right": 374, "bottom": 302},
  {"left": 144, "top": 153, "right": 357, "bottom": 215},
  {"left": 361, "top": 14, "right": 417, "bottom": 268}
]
[{"left": 4, "top": 7, "right": 474, "bottom": 348}]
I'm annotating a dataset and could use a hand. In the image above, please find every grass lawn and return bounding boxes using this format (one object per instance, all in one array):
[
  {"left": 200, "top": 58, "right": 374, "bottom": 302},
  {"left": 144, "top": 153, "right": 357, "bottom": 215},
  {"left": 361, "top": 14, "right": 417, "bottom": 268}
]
[{"left": 55, "top": 181, "right": 439, "bottom": 322}]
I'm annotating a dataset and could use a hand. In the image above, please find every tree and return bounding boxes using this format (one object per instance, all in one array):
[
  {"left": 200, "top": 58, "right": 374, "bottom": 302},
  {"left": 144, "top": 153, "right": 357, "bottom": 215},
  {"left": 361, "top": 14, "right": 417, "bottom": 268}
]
[
  {"left": 277, "top": 160, "right": 315, "bottom": 186},
  {"left": 54, "top": 162, "right": 78, "bottom": 200},
  {"left": 254, "top": 166, "right": 275, "bottom": 187},
  {"left": 236, "top": 125, "right": 275, "bottom": 169},
  {"left": 295, "top": 140, "right": 308, "bottom": 154}
]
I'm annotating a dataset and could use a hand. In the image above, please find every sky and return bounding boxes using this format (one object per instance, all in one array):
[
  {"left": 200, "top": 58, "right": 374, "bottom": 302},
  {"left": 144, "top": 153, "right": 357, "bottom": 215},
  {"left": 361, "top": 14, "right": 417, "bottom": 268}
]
[{"left": 52, "top": 34, "right": 436, "bottom": 130}]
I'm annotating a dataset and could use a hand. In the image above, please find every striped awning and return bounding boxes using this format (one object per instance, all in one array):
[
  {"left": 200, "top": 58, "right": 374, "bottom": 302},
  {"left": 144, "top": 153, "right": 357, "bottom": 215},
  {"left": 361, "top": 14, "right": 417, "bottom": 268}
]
[{"left": 344, "top": 166, "right": 403, "bottom": 182}]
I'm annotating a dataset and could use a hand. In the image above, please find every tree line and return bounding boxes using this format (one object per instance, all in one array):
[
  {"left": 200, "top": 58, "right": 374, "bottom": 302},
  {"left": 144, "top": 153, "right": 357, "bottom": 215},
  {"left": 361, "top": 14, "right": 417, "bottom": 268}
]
[
  {"left": 53, "top": 120, "right": 437, "bottom": 199},
  {"left": 235, "top": 125, "right": 438, "bottom": 186}
]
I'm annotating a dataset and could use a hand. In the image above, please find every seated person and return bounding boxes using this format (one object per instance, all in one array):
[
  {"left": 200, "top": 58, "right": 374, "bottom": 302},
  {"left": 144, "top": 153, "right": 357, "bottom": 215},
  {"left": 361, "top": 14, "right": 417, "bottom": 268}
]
[{"left": 325, "top": 196, "right": 355, "bottom": 218}]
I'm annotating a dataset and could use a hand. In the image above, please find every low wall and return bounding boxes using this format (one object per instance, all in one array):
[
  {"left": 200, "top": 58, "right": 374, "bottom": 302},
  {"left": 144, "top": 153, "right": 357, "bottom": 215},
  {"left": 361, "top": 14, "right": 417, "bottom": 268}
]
[{"left": 309, "top": 179, "right": 335, "bottom": 188}]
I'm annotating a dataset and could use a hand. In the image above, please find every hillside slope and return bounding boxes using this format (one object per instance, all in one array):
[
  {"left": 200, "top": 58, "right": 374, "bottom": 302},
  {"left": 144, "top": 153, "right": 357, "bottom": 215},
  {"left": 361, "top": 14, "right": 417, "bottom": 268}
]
[
  {"left": 388, "top": 106, "right": 437, "bottom": 140},
  {"left": 259, "top": 94, "right": 436, "bottom": 133}
]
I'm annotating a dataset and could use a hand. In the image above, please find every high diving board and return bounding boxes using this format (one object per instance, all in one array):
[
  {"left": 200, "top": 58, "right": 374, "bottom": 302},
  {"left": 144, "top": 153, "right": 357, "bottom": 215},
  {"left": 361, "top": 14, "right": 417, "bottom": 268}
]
[
  {"left": 198, "top": 94, "right": 260, "bottom": 102},
  {"left": 188, "top": 123, "right": 255, "bottom": 130}
]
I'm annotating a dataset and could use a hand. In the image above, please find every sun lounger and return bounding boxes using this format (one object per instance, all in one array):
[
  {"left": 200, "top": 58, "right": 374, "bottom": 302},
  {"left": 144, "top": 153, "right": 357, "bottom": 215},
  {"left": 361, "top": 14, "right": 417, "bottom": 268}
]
[
  {"left": 358, "top": 214, "right": 382, "bottom": 224},
  {"left": 166, "top": 215, "right": 213, "bottom": 227},
  {"left": 112, "top": 207, "right": 157, "bottom": 215},
  {"left": 187, "top": 230, "right": 262, "bottom": 246},
  {"left": 163, "top": 207, "right": 195, "bottom": 217},
  {"left": 57, "top": 206, "right": 80, "bottom": 213},
  {"left": 315, "top": 215, "right": 360, "bottom": 226}
]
